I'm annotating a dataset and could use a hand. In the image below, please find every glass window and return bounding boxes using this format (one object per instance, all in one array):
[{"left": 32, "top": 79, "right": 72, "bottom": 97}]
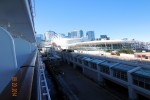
[
  {"left": 113, "top": 70, "right": 127, "bottom": 81},
  {"left": 145, "top": 83, "right": 150, "bottom": 90},
  {"left": 74, "top": 58, "right": 77, "bottom": 62},
  {"left": 91, "top": 63, "right": 97, "bottom": 70},
  {"left": 139, "top": 81, "right": 144, "bottom": 88},
  {"left": 132, "top": 75, "right": 150, "bottom": 90},
  {"left": 100, "top": 65, "right": 110, "bottom": 74},
  {"left": 133, "top": 79, "right": 138, "bottom": 85},
  {"left": 78, "top": 59, "right": 82, "bottom": 64},
  {"left": 84, "top": 61, "right": 88, "bottom": 66}
]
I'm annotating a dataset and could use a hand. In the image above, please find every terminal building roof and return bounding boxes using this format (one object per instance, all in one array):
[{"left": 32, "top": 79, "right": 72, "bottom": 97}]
[
  {"left": 67, "top": 39, "right": 134, "bottom": 46},
  {"left": 100, "top": 60, "right": 117, "bottom": 67},
  {"left": 84, "top": 57, "right": 93, "bottom": 61},
  {"left": 111, "top": 64, "right": 136, "bottom": 72},
  {"left": 132, "top": 68, "right": 150, "bottom": 79},
  {"left": 90, "top": 59, "right": 105, "bottom": 64}
]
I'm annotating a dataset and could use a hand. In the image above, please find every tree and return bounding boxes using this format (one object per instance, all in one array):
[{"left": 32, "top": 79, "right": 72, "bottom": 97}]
[{"left": 118, "top": 49, "right": 134, "bottom": 54}]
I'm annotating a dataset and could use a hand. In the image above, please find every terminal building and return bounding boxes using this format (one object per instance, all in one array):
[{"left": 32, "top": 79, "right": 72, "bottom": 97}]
[
  {"left": 68, "top": 39, "right": 149, "bottom": 51},
  {"left": 61, "top": 51, "right": 150, "bottom": 100}
]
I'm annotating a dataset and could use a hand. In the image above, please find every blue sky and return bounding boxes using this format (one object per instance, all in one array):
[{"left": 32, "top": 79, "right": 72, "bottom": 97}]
[{"left": 35, "top": 0, "right": 150, "bottom": 42}]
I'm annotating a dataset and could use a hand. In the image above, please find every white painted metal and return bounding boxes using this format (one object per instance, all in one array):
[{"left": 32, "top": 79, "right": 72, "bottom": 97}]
[
  {"left": 0, "top": 0, "right": 36, "bottom": 43},
  {"left": 0, "top": 27, "right": 18, "bottom": 93},
  {"left": 14, "top": 38, "right": 32, "bottom": 67},
  {"left": 40, "top": 65, "right": 51, "bottom": 100}
]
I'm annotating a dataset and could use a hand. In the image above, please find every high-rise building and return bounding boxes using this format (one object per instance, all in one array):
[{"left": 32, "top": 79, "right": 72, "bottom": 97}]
[
  {"left": 78, "top": 30, "right": 83, "bottom": 38},
  {"left": 86, "top": 31, "right": 95, "bottom": 41},
  {"left": 36, "top": 34, "right": 44, "bottom": 40},
  {"left": 60, "top": 34, "right": 66, "bottom": 38},
  {"left": 100, "top": 35, "right": 110, "bottom": 40},
  {"left": 68, "top": 30, "right": 83, "bottom": 38},
  {"left": 44, "top": 31, "right": 56, "bottom": 41}
]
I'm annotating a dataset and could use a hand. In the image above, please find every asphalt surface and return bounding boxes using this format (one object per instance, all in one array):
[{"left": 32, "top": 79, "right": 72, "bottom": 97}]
[{"left": 56, "top": 63, "right": 118, "bottom": 100}]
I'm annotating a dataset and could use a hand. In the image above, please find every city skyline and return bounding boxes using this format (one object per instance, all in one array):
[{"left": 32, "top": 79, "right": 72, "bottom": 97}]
[{"left": 35, "top": 0, "right": 150, "bottom": 42}]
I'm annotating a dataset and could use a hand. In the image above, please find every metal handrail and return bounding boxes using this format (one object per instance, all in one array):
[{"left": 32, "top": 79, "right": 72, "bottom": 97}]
[
  {"left": 30, "top": 49, "right": 38, "bottom": 66},
  {"left": 31, "top": 52, "right": 43, "bottom": 100}
]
